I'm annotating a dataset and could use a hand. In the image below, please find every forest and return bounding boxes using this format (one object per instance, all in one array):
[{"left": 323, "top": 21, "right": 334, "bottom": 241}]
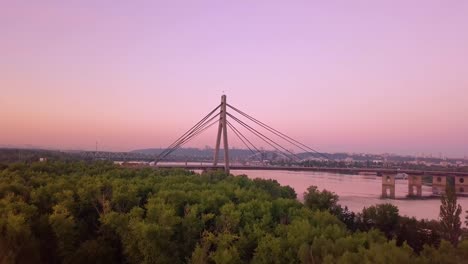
[{"left": 1, "top": 161, "right": 468, "bottom": 264}]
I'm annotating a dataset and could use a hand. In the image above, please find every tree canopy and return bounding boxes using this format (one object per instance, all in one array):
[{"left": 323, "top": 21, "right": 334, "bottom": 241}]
[
  {"left": 439, "top": 186, "right": 462, "bottom": 245},
  {"left": 0, "top": 161, "right": 467, "bottom": 264}
]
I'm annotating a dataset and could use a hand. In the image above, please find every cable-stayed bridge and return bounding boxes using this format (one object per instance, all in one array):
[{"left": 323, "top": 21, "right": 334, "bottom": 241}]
[
  {"left": 154, "top": 95, "right": 468, "bottom": 177},
  {"left": 155, "top": 95, "right": 330, "bottom": 174},
  {"left": 154, "top": 95, "right": 468, "bottom": 198}
]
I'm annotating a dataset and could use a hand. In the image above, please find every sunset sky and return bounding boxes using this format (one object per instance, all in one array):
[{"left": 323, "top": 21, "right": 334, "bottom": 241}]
[{"left": 1, "top": 1, "right": 467, "bottom": 157}]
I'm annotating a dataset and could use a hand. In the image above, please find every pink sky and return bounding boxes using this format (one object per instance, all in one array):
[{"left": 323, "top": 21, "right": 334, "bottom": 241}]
[{"left": 1, "top": 1, "right": 467, "bottom": 157}]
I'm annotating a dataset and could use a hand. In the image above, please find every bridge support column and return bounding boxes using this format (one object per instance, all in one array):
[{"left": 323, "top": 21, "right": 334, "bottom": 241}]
[
  {"left": 382, "top": 174, "right": 395, "bottom": 199},
  {"left": 408, "top": 175, "right": 422, "bottom": 197},
  {"left": 432, "top": 176, "right": 446, "bottom": 195},
  {"left": 455, "top": 176, "right": 468, "bottom": 195},
  {"left": 213, "top": 95, "right": 230, "bottom": 174}
]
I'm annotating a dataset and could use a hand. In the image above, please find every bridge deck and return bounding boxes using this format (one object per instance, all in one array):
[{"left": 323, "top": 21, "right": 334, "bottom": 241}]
[{"left": 152, "top": 164, "right": 468, "bottom": 176}]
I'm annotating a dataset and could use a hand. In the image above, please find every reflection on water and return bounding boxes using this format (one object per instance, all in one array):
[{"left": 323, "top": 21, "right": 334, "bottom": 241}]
[{"left": 232, "top": 170, "right": 468, "bottom": 220}]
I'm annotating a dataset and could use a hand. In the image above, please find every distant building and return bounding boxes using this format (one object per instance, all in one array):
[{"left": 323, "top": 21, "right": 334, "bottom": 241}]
[
  {"left": 303, "top": 157, "right": 326, "bottom": 162},
  {"left": 39, "top": 157, "right": 47, "bottom": 162},
  {"left": 439, "top": 161, "right": 449, "bottom": 167}
]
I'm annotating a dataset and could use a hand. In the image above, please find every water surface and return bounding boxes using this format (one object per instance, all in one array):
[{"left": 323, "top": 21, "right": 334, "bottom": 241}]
[{"left": 232, "top": 170, "right": 468, "bottom": 220}]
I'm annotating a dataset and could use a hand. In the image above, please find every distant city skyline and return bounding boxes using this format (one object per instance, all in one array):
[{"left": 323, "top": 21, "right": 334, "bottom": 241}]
[{"left": 1, "top": 1, "right": 468, "bottom": 157}]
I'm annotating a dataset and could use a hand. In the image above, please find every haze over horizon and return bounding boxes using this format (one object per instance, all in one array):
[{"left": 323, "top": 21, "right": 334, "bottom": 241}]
[{"left": 1, "top": 1, "right": 468, "bottom": 157}]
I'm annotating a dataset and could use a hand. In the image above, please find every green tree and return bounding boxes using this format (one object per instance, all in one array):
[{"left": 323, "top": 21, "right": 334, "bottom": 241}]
[
  {"left": 251, "top": 234, "right": 282, "bottom": 264},
  {"left": 396, "top": 217, "right": 441, "bottom": 253},
  {"left": 191, "top": 231, "right": 241, "bottom": 264},
  {"left": 0, "top": 194, "right": 41, "bottom": 264},
  {"left": 358, "top": 204, "right": 400, "bottom": 239},
  {"left": 49, "top": 203, "right": 78, "bottom": 260},
  {"left": 465, "top": 210, "right": 468, "bottom": 227},
  {"left": 2, "top": 160, "right": 468, "bottom": 263},
  {"left": 302, "top": 186, "right": 357, "bottom": 230},
  {"left": 303, "top": 186, "right": 338, "bottom": 212},
  {"left": 439, "top": 186, "right": 462, "bottom": 246},
  {"left": 298, "top": 243, "right": 315, "bottom": 264}
]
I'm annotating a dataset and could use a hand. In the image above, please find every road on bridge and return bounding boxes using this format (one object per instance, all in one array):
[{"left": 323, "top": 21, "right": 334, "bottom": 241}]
[{"left": 153, "top": 164, "right": 468, "bottom": 177}]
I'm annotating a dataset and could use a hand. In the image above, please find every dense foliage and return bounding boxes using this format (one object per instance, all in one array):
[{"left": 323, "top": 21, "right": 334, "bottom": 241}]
[
  {"left": 0, "top": 161, "right": 467, "bottom": 264},
  {"left": 439, "top": 186, "right": 462, "bottom": 245}
]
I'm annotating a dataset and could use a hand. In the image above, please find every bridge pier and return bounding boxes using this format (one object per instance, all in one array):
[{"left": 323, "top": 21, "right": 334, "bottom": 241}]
[
  {"left": 381, "top": 174, "right": 395, "bottom": 199},
  {"left": 455, "top": 176, "right": 468, "bottom": 195},
  {"left": 432, "top": 176, "right": 446, "bottom": 195},
  {"left": 408, "top": 175, "right": 422, "bottom": 197}
]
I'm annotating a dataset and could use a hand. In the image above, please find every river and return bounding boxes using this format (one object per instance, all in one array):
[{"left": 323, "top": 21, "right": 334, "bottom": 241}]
[{"left": 232, "top": 170, "right": 468, "bottom": 220}]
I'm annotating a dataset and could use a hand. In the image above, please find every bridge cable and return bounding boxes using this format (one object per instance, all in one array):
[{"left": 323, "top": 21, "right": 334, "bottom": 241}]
[
  {"left": 227, "top": 120, "right": 289, "bottom": 161},
  {"left": 155, "top": 104, "right": 221, "bottom": 163},
  {"left": 157, "top": 113, "right": 221, "bottom": 162},
  {"left": 158, "top": 112, "right": 220, "bottom": 160},
  {"left": 226, "top": 120, "right": 262, "bottom": 155},
  {"left": 227, "top": 112, "right": 299, "bottom": 161},
  {"left": 227, "top": 104, "right": 332, "bottom": 160},
  {"left": 228, "top": 103, "right": 331, "bottom": 160},
  {"left": 227, "top": 103, "right": 329, "bottom": 160},
  {"left": 156, "top": 104, "right": 220, "bottom": 160},
  {"left": 226, "top": 121, "right": 257, "bottom": 156},
  {"left": 157, "top": 103, "right": 221, "bottom": 160},
  {"left": 227, "top": 112, "right": 301, "bottom": 161},
  {"left": 158, "top": 123, "right": 216, "bottom": 161}
]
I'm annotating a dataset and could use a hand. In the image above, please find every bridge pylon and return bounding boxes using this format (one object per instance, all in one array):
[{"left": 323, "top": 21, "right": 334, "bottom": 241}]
[
  {"left": 155, "top": 94, "right": 331, "bottom": 172},
  {"left": 213, "top": 95, "right": 230, "bottom": 174}
]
